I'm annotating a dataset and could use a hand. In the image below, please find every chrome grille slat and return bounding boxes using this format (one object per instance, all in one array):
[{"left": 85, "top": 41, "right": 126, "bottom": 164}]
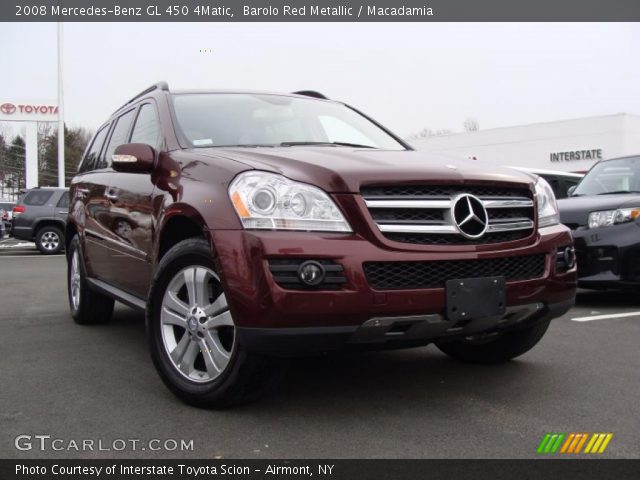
[
  {"left": 486, "top": 220, "right": 534, "bottom": 232},
  {"left": 379, "top": 224, "right": 458, "bottom": 234},
  {"left": 365, "top": 198, "right": 533, "bottom": 209}
]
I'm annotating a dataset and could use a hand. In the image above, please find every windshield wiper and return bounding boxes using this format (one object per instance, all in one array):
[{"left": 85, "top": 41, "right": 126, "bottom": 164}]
[
  {"left": 596, "top": 190, "right": 640, "bottom": 195},
  {"left": 280, "top": 141, "right": 377, "bottom": 149}
]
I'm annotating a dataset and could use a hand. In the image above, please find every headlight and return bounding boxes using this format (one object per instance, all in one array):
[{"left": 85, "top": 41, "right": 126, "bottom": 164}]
[
  {"left": 588, "top": 207, "right": 640, "bottom": 229},
  {"left": 535, "top": 177, "right": 560, "bottom": 228},
  {"left": 228, "top": 171, "right": 352, "bottom": 232}
]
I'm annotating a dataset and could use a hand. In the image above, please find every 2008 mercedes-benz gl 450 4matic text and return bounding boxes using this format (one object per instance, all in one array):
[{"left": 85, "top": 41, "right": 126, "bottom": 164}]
[{"left": 66, "top": 83, "right": 576, "bottom": 407}]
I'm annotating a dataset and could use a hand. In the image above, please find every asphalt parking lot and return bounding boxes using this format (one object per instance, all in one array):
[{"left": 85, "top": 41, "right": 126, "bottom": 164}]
[{"left": 0, "top": 240, "right": 638, "bottom": 459}]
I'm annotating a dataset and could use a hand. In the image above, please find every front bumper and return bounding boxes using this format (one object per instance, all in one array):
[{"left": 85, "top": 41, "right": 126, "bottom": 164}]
[
  {"left": 572, "top": 221, "right": 640, "bottom": 289},
  {"left": 210, "top": 224, "right": 576, "bottom": 353},
  {"left": 237, "top": 299, "right": 574, "bottom": 356}
]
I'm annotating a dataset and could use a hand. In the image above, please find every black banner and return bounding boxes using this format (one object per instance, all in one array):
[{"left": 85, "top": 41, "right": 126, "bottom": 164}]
[
  {"left": 1, "top": 460, "right": 640, "bottom": 480},
  {"left": 2, "top": 0, "right": 640, "bottom": 22}
]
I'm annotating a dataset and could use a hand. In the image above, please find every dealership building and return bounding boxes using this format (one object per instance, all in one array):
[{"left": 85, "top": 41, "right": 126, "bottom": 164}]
[{"left": 410, "top": 113, "right": 640, "bottom": 173}]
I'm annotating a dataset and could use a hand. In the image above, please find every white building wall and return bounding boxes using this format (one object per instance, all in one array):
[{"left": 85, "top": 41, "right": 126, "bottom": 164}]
[{"left": 410, "top": 114, "right": 640, "bottom": 173}]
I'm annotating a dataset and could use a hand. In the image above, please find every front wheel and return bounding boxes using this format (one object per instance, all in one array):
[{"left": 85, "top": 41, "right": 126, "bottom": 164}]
[
  {"left": 435, "top": 319, "right": 551, "bottom": 364},
  {"left": 147, "top": 237, "right": 280, "bottom": 408}
]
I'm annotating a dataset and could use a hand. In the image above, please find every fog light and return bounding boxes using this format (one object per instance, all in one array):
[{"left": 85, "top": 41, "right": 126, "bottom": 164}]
[
  {"left": 297, "top": 261, "right": 325, "bottom": 286},
  {"left": 563, "top": 246, "right": 576, "bottom": 269}
]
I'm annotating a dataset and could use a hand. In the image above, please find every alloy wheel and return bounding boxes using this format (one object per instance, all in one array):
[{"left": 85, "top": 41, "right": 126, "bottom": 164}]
[
  {"left": 160, "top": 266, "right": 235, "bottom": 383},
  {"left": 41, "top": 231, "right": 60, "bottom": 251},
  {"left": 70, "top": 250, "right": 81, "bottom": 310}
]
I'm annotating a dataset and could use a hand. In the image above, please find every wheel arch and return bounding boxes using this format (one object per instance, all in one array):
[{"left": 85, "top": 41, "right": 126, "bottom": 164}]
[
  {"left": 33, "top": 219, "right": 66, "bottom": 239},
  {"left": 156, "top": 206, "right": 211, "bottom": 263}
]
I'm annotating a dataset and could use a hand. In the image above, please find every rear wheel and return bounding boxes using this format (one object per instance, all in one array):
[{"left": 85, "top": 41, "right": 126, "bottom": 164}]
[
  {"left": 435, "top": 320, "right": 551, "bottom": 364},
  {"left": 147, "top": 237, "right": 280, "bottom": 408},
  {"left": 67, "top": 235, "right": 114, "bottom": 325},
  {"left": 36, "top": 226, "right": 64, "bottom": 255}
]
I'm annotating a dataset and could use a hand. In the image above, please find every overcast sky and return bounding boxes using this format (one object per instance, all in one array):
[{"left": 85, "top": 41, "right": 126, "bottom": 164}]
[{"left": 1, "top": 22, "right": 639, "bottom": 137}]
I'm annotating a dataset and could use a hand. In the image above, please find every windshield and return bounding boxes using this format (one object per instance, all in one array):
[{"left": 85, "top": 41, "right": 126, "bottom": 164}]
[
  {"left": 572, "top": 157, "right": 640, "bottom": 196},
  {"left": 171, "top": 93, "right": 406, "bottom": 150}
]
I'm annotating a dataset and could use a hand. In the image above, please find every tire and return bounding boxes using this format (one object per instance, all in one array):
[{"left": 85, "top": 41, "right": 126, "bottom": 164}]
[
  {"left": 67, "top": 235, "right": 114, "bottom": 325},
  {"left": 435, "top": 319, "right": 551, "bottom": 364},
  {"left": 147, "top": 237, "right": 281, "bottom": 408},
  {"left": 36, "top": 225, "right": 64, "bottom": 255}
]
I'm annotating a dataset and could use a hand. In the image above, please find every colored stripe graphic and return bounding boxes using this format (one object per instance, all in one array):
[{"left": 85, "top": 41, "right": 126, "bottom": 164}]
[
  {"left": 574, "top": 433, "right": 589, "bottom": 453},
  {"left": 537, "top": 433, "right": 566, "bottom": 454},
  {"left": 584, "top": 433, "right": 613, "bottom": 454},
  {"left": 538, "top": 433, "right": 613, "bottom": 454}
]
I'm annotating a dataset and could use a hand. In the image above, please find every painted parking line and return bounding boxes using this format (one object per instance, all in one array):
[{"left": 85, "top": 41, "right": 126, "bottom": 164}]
[{"left": 571, "top": 311, "right": 640, "bottom": 322}]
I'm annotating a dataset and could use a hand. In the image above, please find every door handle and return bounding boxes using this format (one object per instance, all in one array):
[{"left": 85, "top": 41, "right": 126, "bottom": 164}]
[
  {"left": 105, "top": 187, "right": 119, "bottom": 202},
  {"left": 75, "top": 188, "right": 90, "bottom": 198}
]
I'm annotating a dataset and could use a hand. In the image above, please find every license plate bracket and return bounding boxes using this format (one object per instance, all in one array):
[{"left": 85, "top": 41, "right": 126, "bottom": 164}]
[{"left": 445, "top": 276, "right": 506, "bottom": 322}]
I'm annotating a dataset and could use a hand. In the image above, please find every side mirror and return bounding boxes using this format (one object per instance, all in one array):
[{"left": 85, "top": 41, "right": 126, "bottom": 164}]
[
  {"left": 567, "top": 185, "right": 577, "bottom": 196},
  {"left": 111, "top": 143, "right": 155, "bottom": 173}
]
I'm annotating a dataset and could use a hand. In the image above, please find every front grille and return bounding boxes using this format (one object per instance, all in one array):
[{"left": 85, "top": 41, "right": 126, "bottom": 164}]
[
  {"left": 364, "top": 254, "right": 546, "bottom": 290},
  {"left": 362, "top": 184, "right": 535, "bottom": 245}
]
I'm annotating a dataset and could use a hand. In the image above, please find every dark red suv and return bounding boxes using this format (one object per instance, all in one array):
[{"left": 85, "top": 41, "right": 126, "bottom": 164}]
[{"left": 67, "top": 83, "right": 576, "bottom": 407}]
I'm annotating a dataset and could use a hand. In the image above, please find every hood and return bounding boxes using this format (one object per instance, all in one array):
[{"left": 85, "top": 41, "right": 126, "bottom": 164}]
[
  {"left": 558, "top": 193, "right": 640, "bottom": 227},
  {"left": 191, "top": 146, "right": 535, "bottom": 193}
]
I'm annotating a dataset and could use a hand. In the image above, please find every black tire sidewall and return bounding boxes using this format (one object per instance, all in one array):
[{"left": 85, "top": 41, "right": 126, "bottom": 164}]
[{"left": 436, "top": 319, "right": 551, "bottom": 364}]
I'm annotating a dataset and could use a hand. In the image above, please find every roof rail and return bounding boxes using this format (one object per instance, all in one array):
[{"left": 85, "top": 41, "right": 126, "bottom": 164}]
[
  {"left": 114, "top": 81, "right": 169, "bottom": 114},
  {"left": 292, "top": 90, "right": 328, "bottom": 100}
]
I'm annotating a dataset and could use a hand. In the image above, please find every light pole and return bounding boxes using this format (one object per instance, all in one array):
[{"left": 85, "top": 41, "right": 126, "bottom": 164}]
[{"left": 57, "top": 22, "right": 65, "bottom": 187}]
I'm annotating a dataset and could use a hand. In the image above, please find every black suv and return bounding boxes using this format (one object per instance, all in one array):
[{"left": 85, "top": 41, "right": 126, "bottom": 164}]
[
  {"left": 558, "top": 155, "right": 640, "bottom": 289},
  {"left": 12, "top": 187, "right": 69, "bottom": 254}
]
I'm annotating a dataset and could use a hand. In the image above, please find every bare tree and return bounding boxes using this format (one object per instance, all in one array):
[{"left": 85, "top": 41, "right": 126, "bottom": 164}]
[
  {"left": 407, "top": 127, "right": 453, "bottom": 141},
  {"left": 463, "top": 117, "right": 480, "bottom": 132}
]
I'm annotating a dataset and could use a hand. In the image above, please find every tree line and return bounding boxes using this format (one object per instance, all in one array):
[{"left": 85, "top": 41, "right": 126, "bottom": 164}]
[{"left": 0, "top": 124, "right": 91, "bottom": 199}]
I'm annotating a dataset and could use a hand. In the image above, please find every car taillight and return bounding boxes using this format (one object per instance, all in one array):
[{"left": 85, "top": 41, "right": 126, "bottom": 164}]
[{"left": 13, "top": 205, "right": 25, "bottom": 216}]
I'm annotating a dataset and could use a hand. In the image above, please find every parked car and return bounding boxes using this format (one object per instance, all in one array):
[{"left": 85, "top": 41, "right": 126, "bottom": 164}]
[
  {"left": 0, "top": 213, "right": 6, "bottom": 239},
  {"left": 11, "top": 187, "right": 69, "bottom": 254},
  {"left": 510, "top": 167, "right": 583, "bottom": 199},
  {"left": 558, "top": 155, "right": 640, "bottom": 290},
  {"left": 66, "top": 83, "right": 576, "bottom": 407},
  {"left": 0, "top": 200, "right": 15, "bottom": 233}
]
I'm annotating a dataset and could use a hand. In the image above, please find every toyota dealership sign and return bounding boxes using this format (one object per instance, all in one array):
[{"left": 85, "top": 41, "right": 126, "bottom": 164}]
[{"left": 0, "top": 100, "right": 58, "bottom": 122}]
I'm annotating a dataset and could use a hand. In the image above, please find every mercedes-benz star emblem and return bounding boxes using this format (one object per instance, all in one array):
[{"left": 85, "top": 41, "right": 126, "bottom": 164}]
[{"left": 451, "top": 194, "right": 489, "bottom": 239}]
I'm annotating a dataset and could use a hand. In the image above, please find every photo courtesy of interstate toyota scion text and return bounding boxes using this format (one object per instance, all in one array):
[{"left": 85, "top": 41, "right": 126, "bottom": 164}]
[{"left": 66, "top": 83, "right": 577, "bottom": 407}]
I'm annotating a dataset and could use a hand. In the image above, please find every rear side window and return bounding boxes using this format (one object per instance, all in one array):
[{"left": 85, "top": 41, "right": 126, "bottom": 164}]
[
  {"left": 103, "top": 109, "right": 136, "bottom": 168},
  {"left": 23, "top": 190, "right": 54, "bottom": 206},
  {"left": 80, "top": 124, "right": 110, "bottom": 173},
  {"left": 56, "top": 192, "right": 69, "bottom": 208},
  {"left": 131, "top": 103, "right": 161, "bottom": 148}
]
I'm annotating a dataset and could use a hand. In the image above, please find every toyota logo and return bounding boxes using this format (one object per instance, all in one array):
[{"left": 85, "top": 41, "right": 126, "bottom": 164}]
[
  {"left": 0, "top": 103, "right": 16, "bottom": 114},
  {"left": 451, "top": 194, "right": 489, "bottom": 239}
]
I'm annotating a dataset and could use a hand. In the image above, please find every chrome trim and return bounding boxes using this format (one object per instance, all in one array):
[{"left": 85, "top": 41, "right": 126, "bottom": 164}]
[
  {"left": 365, "top": 198, "right": 533, "bottom": 209},
  {"left": 482, "top": 198, "right": 533, "bottom": 208},
  {"left": 378, "top": 224, "right": 458, "bottom": 234},
  {"left": 365, "top": 199, "right": 451, "bottom": 209},
  {"left": 486, "top": 220, "right": 534, "bottom": 232}
]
